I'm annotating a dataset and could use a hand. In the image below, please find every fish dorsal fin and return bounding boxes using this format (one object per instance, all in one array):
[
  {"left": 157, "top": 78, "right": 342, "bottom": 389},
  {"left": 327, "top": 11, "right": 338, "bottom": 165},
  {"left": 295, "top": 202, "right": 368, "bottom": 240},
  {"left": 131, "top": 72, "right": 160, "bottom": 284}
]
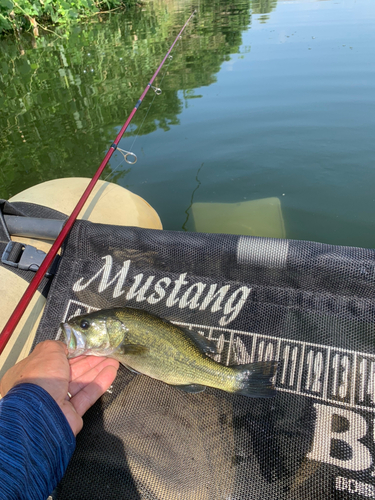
[
  {"left": 147, "top": 313, "right": 218, "bottom": 356},
  {"left": 181, "top": 327, "right": 219, "bottom": 355},
  {"left": 173, "top": 384, "right": 206, "bottom": 394}
]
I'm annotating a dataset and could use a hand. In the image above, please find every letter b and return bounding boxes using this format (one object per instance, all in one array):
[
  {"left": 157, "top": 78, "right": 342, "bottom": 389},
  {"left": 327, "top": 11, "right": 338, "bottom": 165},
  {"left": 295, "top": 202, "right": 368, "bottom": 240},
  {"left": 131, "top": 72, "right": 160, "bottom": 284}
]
[{"left": 307, "top": 403, "right": 372, "bottom": 471}]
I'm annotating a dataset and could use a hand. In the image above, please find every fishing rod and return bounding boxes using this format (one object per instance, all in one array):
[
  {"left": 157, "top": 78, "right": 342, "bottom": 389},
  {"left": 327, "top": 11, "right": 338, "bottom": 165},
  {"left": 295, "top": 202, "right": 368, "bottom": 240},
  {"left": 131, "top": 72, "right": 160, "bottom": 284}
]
[{"left": 0, "top": 10, "right": 196, "bottom": 356}]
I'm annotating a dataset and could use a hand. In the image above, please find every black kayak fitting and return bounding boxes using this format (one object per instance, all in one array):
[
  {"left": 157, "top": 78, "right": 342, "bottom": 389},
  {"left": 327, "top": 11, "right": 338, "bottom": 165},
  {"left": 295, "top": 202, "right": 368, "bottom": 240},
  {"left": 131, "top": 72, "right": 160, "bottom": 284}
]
[{"left": 4, "top": 215, "right": 64, "bottom": 240}]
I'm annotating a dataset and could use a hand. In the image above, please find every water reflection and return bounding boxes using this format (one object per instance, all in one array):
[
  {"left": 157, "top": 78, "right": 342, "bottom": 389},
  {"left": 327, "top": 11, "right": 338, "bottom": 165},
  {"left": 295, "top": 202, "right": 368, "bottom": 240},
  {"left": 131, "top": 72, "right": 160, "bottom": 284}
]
[
  {"left": 252, "top": 0, "right": 278, "bottom": 23},
  {"left": 182, "top": 162, "right": 204, "bottom": 231},
  {"left": 2, "top": 0, "right": 375, "bottom": 248},
  {"left": 0, "top": 0, "right": 255, "bottom": 199}
]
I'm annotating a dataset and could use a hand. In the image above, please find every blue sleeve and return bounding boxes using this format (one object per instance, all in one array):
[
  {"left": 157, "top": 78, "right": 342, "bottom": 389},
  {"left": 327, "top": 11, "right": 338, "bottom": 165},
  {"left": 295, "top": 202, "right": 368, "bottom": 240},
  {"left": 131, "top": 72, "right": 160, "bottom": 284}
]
[{"left": 0, "top": 383, "right": 76, "bottom": 500}]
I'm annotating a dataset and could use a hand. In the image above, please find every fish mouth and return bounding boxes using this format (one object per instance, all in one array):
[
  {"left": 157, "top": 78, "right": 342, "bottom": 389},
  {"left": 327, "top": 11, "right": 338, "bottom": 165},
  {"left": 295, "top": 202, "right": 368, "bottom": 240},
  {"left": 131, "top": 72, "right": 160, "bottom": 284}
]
[{"left": 61, "top": 322, "right": 87, "bottom": 358}]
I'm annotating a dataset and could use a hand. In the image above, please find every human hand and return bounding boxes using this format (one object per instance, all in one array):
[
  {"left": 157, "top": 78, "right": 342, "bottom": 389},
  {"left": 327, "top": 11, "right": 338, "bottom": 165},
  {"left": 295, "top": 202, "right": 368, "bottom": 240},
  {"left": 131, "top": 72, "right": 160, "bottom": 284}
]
[{"left": 0, "top": 340, "right": 119, "bottom": 436}]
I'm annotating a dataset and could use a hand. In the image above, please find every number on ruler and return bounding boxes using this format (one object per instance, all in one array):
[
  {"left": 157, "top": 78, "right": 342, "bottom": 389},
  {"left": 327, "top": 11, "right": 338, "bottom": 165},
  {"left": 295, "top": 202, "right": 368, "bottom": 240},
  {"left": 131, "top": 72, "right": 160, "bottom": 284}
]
[
  {"left": 306, "top": 350, "right": 323, "bottom": 393},
  {"left": 214, "top": 334, "right": 225, "bottom": 363},
  {"left": 280, "top": 345, "right": 298, "bottom": 387},
  {"left": 339, "top": 355, "right": 350, "bottom": 399},
  {"left": 369, "top": 362, "right": 375, "bottom": 403},
  {"left": 234, "top": 336, "right": 251, "bottom": 364},
  {"left": 281, "top": 345, "right": 290, "bottom": 385},
  {"left": 359, "top": 359, "right": 375, "bottom": 403},
  {"left": 331, "top": 354, "right": 350, "bottom": 399},
  {"left": 258, "top": 341, "right": 274, "bottom": 362}
]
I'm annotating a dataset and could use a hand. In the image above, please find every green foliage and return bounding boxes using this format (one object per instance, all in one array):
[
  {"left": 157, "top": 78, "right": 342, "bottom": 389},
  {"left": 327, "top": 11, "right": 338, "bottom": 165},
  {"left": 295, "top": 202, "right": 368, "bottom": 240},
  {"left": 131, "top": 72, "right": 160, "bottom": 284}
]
[
  {"left": 252, "top": 0, "right": 277, "bottom": 15},
  {"left": 0, "top": 1, "right": 14, "bottom": 33},
  {"left": 0, "top": 0, "right": 255, "bottom": 198},
  {"left": 0, "top": 0, "right": 137, "bottom": 34}
]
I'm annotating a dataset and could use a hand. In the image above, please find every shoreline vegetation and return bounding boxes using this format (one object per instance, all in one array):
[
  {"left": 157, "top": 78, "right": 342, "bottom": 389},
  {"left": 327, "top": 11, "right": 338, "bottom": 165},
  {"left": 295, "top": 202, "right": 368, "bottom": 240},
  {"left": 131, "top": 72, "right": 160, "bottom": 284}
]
[{"left": 0, "top": 0, "right": 139, "bottom": 36}]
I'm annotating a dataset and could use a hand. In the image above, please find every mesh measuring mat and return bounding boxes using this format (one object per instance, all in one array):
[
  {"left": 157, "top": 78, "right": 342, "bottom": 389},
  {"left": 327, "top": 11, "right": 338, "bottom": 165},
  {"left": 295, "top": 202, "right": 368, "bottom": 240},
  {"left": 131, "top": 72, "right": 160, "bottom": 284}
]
[{"left": 32, "top": 219, "right": 375, "bottom": 500}]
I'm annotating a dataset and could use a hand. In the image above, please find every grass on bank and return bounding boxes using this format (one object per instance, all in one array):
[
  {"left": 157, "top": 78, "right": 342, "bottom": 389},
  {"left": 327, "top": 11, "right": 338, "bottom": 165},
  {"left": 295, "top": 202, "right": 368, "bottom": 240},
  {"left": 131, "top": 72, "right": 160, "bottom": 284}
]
[{"left": 0, "top": 0, "right": 138, "bottom": 35}]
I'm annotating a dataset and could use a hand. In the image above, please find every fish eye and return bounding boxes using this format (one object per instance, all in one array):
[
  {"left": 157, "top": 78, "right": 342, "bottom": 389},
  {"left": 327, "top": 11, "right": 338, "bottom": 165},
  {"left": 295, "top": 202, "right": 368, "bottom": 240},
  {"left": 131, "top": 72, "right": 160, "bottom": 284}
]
[{"left": 80, "top": 319, "right": 90, "bottom": 330}]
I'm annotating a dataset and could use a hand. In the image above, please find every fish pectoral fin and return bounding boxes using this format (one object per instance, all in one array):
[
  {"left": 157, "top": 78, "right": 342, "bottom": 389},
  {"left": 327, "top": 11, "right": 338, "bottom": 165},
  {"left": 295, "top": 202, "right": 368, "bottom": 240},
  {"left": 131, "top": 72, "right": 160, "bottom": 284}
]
[
  {"left": 181, "top": 327, "right": 219, "bottom": 355},
  {"left": 122, "top": 343, "right": 149, "bottom": 356},
  {"left": 173, "top": 384, "right": 206, "bottom": 394},
  {"left": 106, "top": 317, "right": 128, "bottom": 348}
]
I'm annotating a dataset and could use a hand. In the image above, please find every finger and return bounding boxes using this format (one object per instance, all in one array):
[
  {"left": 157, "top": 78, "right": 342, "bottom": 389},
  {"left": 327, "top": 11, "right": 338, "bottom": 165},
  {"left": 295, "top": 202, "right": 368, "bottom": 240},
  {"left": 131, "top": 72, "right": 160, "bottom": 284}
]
[
  {"left": 70, "top": 365, "right": 118, "bottom": 417},
  {"left": 69, "top": 355, "right": 117, "bottom": 378},
  {"left": 68, "top": 355, "right": 92, "bottom": 366},
  {"left": 69, "top": 358, "right": 119, "bottom": 397},
  {"left": 68, "top": 356, "right": 84, "bottom": 365},
  {"left": 69, "top": 356, "right": 119, "bottom": 382}
]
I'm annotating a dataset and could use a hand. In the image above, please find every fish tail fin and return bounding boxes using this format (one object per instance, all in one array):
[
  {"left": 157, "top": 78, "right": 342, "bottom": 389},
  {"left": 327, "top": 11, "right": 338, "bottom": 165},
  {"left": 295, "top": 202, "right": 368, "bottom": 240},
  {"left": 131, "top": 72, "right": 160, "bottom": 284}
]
[{"left": 232, "top": 361, "right": 278, "bottom": 398}]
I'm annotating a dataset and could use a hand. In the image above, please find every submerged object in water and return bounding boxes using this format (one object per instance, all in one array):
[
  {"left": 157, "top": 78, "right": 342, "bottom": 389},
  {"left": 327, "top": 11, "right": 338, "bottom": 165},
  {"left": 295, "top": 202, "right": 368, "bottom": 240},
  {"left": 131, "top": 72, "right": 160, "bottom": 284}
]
[{"left": 61, "top": 307, "right": 277, "bottom": 398}]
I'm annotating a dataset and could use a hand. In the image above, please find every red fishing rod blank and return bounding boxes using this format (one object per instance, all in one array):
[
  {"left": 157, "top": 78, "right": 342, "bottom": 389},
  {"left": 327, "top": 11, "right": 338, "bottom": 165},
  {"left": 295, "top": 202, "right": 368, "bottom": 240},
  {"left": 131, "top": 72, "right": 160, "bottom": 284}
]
[{"left": 0, "top": 11, "right": 196, "bottom": 356}]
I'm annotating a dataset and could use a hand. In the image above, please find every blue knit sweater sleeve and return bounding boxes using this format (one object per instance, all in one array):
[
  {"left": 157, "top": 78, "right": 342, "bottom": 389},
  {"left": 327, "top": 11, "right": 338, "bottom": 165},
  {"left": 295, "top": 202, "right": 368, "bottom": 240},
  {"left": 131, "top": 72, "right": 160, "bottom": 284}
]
[{"left": 0, "top": 383, "right": 76, "bottom": 500}]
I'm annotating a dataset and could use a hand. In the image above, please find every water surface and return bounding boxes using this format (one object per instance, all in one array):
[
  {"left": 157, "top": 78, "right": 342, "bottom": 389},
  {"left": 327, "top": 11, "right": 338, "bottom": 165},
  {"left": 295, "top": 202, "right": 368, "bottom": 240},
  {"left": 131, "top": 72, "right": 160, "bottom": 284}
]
[{"left": 1, "top": 0, "right": 374, "bottom": 247}]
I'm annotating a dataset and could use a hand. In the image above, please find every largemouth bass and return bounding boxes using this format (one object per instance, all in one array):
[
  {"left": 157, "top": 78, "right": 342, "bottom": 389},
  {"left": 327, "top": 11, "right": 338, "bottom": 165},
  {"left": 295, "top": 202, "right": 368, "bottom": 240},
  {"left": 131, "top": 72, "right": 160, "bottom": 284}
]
[{"left": 61, "top": 307, "right": 277, "bottom": 398}]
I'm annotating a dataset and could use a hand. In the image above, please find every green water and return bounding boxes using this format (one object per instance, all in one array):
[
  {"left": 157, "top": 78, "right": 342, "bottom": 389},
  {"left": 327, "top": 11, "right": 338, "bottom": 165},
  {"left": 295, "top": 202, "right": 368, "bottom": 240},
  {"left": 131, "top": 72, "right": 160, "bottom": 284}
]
[{"left": 1, "top": 0, "right": 374, "bottom": 247}]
